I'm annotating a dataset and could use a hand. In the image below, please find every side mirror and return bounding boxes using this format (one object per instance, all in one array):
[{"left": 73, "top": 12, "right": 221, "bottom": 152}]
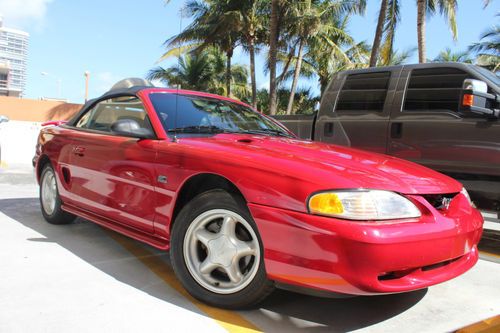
[
  {"left": 110, "top": 119, "right": 154, "bottom": 139},
  {"left": 459, "top": 79, "right": 499, "bottom": 118},
  {"left": 0, "top": 115, "right": 9, "bottom": 124}
]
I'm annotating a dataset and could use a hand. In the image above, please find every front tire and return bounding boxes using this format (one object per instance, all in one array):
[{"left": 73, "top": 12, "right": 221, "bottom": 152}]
[
  {"left": 39, "top": 164, "right": 75, "bottom": 225},
  {"left": 170, "top": 190, "right": 274, "bottom": 308}
]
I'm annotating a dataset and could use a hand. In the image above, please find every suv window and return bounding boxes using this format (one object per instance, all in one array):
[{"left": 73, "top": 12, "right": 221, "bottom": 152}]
[
  {"left": 335, "top": 72, "right": 391, "bottom": 112},
  {"left": 403, "top": 68, "right": 469, "bottom": 113},
  {"left": 75, "top": 96, "right": 153, "bottom": 133}
]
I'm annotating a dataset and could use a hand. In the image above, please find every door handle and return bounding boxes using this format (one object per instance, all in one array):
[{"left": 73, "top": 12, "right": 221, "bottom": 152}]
[
  {"left": 391, "top": 122, "right": 403, "bottom": 139},
  {"left": 73, "top": 146, "right": 85, "bottom": 157}
]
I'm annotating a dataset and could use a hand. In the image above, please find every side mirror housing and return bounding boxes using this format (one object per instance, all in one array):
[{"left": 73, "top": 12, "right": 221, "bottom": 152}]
[
  {"left": 459, "top": 79, "right": 499, "bottom": 118},
  {"left": 110, "top": 119, "right": 155, "bottom": 139}
]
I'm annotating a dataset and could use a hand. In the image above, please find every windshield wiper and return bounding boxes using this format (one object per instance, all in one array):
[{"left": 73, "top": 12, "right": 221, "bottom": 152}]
[
  {"left": 239, "top": 129, "right": 294, "bottom": 138},
  {"left": 167, "top": 126, "right": 235, "bottom": 134},
  {"left": 167, "top": 126, "right": 294, "bottom": 138}
]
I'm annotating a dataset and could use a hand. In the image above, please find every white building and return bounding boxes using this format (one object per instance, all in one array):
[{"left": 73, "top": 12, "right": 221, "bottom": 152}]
[{"left": 0, "top": 17, "right": 28, "bottom": 97}]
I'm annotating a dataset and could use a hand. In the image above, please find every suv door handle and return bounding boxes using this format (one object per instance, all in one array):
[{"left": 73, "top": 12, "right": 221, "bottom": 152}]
[
  {"left": 73, "top": 146, "right": 86, "bottom": 157},
  {"left": 391, "top": 122, "right": 403, "bottom": 139}
]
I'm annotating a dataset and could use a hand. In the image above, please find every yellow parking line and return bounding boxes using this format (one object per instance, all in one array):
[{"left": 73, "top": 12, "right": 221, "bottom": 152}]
[
  {"left": 455, "top": 315, "right": 500, "bottom": 333},
  {"left": 479, "top": 250, "right": 500, "bottom": 259},
  {"left": 106, "top": 231, "right": 262, "bottom": 333}
]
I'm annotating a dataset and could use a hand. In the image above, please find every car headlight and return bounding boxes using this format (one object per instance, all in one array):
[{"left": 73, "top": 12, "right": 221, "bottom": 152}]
[{"left": 308, "top": 190, "right": 421, "bottom": 221}]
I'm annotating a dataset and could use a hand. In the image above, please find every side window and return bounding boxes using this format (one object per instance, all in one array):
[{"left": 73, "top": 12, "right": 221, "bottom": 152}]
[
  {"left": 335, "top": 72, "right": 391, "bottom": 113},
  {"left": 75, "top": 96, "right": 153, "bottom": 134},
  {"left": 403, "top": 68, "right": 469, "bottom": 113},
  {"left": 148, "top": 93, "right": 177, "bottom": 131}
]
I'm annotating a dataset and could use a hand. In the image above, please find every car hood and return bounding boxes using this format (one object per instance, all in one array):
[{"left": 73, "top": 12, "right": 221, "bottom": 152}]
[{"left": 174, "top": 133, "right": 462, "bottom": 195}]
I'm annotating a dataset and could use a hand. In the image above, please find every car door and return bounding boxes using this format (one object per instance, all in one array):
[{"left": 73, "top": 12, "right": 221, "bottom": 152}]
[
  {"left": 314, "top": 68, "right": 400, "bottom": 154},
  {"left": 68, "top": 95, "right": 158, "bottom": 233},
  {"left": 387, "top": 65, "right": 500, "bottom": 178}
]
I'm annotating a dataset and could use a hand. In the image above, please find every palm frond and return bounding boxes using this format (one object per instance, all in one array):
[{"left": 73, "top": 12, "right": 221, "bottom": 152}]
[{"left": 157, "top": 43, "right": 201, "bottom": 63}]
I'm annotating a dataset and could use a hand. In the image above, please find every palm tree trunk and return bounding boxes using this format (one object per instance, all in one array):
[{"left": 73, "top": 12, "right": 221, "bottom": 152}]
[
  {"left": 269, "top": 0, "right": 279, "bottom": 115},
  {"left": 248, "top": 35, "right": 257, "bottom": 108},
  {"left": 286, "top": 39, "right": 304, "bottom": 115},
  {"left": 226, "top": 49, "right": 232, "bottom": 96},
  {"left": 278, "top": 46, "right": 295, "bottom": 84},
  {"left": 370, "top": 0, "right": 388, "bottom": 67},
  {"left": 417, "top": 0, "right": 426, "bottom": 63}
]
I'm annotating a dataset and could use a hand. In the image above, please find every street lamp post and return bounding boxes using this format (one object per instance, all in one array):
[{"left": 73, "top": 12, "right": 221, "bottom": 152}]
[
  {"left": 41, "top": 72, "right": 62, "bottom": 98},
  {"left": 84, "top": 71, "right": 90, "bottom": 102}
]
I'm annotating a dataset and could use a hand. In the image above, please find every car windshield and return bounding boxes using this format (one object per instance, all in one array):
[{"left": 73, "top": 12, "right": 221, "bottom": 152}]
[
  {"left": 474, "top": 65, "right": 500, "bottom": 86},
  {"left": 149, "top": 93, "right": 293, "bottom": 137}
]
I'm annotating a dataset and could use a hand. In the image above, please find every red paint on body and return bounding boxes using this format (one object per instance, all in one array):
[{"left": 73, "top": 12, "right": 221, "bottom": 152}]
[{"left": 34, "top": 88, "right": 483, "bottom": 296}]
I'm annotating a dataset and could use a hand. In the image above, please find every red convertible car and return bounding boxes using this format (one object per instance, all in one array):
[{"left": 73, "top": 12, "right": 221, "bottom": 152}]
[{"left": 34, "top": 78, "right": 483, "bottom": 308}]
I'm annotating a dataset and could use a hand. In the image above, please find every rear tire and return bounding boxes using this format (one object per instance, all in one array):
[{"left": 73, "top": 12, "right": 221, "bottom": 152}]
[
  {"left": 39, "top": 164, "right": 75, "bottom": 225},
  {"left": 170, "top": 190, "right": 274, "bottom": 309}
]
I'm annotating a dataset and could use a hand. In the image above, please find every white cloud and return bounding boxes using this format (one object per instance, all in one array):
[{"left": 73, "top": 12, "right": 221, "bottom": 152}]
[{"left": 0, "top": 0, "right": 53, "bottom": 30}]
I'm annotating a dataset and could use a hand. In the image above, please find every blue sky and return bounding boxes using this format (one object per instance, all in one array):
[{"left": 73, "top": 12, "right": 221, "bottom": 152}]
[{"left": 0, "top": 0, "right": 498, "bottom": 103}]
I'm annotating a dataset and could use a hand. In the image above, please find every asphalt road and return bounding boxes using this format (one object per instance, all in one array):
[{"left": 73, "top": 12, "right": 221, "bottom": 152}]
[{"left": 1, "top": 165, "right": 499, "bottom": 333}]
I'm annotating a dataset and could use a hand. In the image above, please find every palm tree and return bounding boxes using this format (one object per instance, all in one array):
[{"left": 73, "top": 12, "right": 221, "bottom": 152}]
[
  {"left": 476, "top": 54, "right": 500, "bottom": 72},
  {"left": 147, "top": 48, "right": 250, "bottom": 99},
  {"left": 370, "top": 0, "right": 388, "bottom": 67},
  {"left": 268, "top": 0, "right": 280, "bottom": 115},
  {"left": 256, "top": 87, "right": 319, "bottom": 115},
  {"left": 292, "top": 88, "right": 320, "bottom": 115},
  {"left": 470, "top": 19, "right": 500, "bottom": 71},
  {"left": 163, "top": 1, "right": 240, "bottom": 97},
  {"left": 300, "top": 12, "right": 369, "bottom": 95},
  {"left": 285, "top": 0, "right": 313, "bottom": 115},
  {"left": 370, "top": 0, "right": 401, "bottom": 67},
  {"left": 372, "top": 0, "right": 462, "bottom": 66},
  {"left": 284, "top": 0, "right": 365, "bottom": 115},
  {"left": 227, "top": 0, "right": 266, "bottom": 108},
  {"left": 417, "top": 0, "right": 458, "bottom": 63},
  {"left": 433, "top": 48, "right": 473, "bottom": 63},
  {"left": 378, "top": 47, "right": 415, "bottom": 66},
  {"left": 147, "top": 52, "right": 213, "bottom": 91},
  {"left": 379, "top": 0, "right": 400, "bottom": 67}
]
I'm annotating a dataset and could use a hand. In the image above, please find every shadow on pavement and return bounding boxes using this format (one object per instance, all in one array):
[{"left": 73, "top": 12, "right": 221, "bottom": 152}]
[
  {"left": 0, "top": 197, "right": 427, "bottom": 332},
  {"left": 259, "top": 288, "right": 426, "bottom": 331}
]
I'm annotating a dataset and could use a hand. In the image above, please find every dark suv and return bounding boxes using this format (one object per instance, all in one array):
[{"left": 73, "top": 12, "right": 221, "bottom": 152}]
[{"left": 274, "top": 63, "right": 500, "bottom": 211}]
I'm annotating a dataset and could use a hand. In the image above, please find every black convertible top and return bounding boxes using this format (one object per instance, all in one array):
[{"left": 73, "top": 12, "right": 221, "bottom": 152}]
[{"left": 66, "top": 78, "right": 153, "bottom": 126}]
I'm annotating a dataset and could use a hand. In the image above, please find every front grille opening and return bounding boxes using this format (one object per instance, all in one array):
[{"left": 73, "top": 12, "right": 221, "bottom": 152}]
[
  {"left": 378, "top": 256, "right": 463, "bottom": 281},
  {"left": 422, "top": 193, "right": 458, "bottom": 210},
  {"left": 378, "top": 268, "right": 414, "bottom": 281},
  {"left": 421, "top": 256, "right": 461, "bottom": 271}
]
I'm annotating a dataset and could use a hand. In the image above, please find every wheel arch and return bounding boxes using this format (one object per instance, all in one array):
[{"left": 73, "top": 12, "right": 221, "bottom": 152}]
[
  {"left": 170, "top": 173, "right": 248, "bottom": 232},
  {"left": 36, "top": 154, "right": 52, "bottom": 183}
]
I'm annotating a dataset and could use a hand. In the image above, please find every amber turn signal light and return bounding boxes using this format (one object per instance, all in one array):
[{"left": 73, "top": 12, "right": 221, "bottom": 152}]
[
  {"left": 462, "top": 94, "right": 474, "bottom": 107},
  {"left": 309, "top": 193, "right": 344, "bottom": 215}
]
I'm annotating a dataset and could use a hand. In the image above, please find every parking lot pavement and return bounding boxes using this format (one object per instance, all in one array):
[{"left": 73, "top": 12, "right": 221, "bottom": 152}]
[{"left": 1, "top": 167, "right": 500, "bottom": 333}]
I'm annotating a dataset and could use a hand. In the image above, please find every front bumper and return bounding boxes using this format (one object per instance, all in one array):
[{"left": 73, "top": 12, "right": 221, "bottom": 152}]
[{"left": 249, "top": 192, "right": 483, "bottom": 295}]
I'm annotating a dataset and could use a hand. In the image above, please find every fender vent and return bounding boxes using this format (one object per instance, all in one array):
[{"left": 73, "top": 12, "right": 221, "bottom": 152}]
[{"left": 61, "top": 167, "right": 71, "bottom": 184}]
